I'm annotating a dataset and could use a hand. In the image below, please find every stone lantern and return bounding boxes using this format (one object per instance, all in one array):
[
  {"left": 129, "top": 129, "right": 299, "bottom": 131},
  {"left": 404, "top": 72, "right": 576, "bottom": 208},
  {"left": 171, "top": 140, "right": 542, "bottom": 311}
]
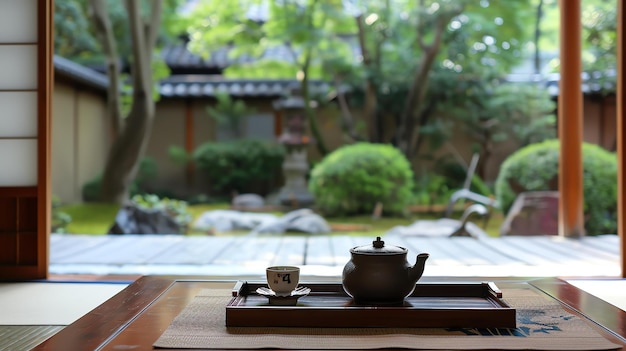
[{"left": 274, "top": 90, "right": 315, "bottom": 208}]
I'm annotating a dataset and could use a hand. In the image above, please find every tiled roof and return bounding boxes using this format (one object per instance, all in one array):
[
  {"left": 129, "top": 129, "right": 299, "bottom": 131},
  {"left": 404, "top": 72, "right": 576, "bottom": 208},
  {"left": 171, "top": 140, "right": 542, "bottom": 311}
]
[
  {"left": 506, "top": 70, "right": 616, "bottom": 96},
  {"left": 55, "top": 48, "right": 617, "bottom": 100},
  {"left": 161, "top": 42, "right": 232, "bottom": 70},
  {"left": 53, "top": 55, "right": 109, "bottom": 91},
  {"left": 159, "top": 75, "right": 331, "bottom": 98},
  {"left": 161, "top": 41, "right": 297, "bottom": 72}
]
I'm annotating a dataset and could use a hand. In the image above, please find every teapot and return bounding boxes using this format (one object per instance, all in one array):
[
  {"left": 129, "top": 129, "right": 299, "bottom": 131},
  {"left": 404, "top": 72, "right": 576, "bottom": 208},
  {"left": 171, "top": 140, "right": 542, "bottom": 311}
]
[{"left": 342, "top": 236, "right": 429, "bottom": 305}]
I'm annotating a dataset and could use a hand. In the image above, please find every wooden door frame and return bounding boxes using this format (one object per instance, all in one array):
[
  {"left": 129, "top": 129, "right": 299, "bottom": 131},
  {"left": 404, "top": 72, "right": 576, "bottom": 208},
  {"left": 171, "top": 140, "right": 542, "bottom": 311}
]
[
  {"left": 618, "top": 0, "right": 626, "bottom": 278},
  {"left": 1, "top": 0, "right": 624, "bottom": 280},
  {"left": 0, "top": 0, "right": 52, "bottom": 280}
]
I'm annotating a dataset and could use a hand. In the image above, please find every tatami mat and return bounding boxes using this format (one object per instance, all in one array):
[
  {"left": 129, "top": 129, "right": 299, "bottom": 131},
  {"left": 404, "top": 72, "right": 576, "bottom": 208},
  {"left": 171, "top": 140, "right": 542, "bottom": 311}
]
[
  {"left": 0, "top": 279, "right": 622, "bottom": 328},
  {"left": 0, "top": 282, "right": 127, "bottom": 325}
]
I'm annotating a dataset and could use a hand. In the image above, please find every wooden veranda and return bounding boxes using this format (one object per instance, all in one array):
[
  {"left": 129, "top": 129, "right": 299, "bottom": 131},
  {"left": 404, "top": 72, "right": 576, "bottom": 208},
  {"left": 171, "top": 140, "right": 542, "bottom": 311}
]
[{"left": 48, "top": 233, "right": 621, "bottom": 278}]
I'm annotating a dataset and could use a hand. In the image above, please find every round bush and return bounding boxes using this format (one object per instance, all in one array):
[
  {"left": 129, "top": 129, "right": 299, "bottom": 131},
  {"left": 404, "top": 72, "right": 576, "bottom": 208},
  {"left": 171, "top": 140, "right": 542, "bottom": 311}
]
[
  {"left": 309, "top": 142, "right": 415, "bottom": 216},
  {"left": 494, "top": 139, "right": 617, "bottom": 235}
]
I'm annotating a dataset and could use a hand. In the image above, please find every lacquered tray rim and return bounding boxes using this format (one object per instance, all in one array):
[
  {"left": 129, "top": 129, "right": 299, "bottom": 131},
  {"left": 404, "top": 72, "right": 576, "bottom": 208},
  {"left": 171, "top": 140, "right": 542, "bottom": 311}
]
[{"left": 225, "top": 281, "right": 517, "bottom": 328}]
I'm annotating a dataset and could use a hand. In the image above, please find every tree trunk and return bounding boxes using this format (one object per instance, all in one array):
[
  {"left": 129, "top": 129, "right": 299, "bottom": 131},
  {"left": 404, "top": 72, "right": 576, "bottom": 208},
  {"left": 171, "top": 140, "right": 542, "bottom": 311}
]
[
  {"left": 356, "top": 14, "right": 379, "bottom": 142},
  {"left": 396, "top": 3, "right": 462, "bottom": 160},
  {"left": 534, "top": 0, "right": 545, "bottom": 74},
  {"left": 97, "top": 0, "right": 162, "bottom": 204},
  {"left": 89, "top": 0, "right": 123, "bottom": 136},
  {"left": 300, "top": 3, "right": 328, "bottom": 156}
]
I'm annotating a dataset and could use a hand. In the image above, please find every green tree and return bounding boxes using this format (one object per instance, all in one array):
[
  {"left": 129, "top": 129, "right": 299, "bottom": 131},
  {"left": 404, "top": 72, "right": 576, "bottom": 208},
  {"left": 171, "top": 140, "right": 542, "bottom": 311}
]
[
  {"left": 54, "top": 0, "right": 185, "bottom": 65},
  {"left": 184, "top": 0, "right": 541, "bottom": 169},
  {"left": 184, "top": 0, "right": 353, "bottom": 156},
  {"left": 532, "top": 0, "right": 617, "bottom": 87},
  {"left": 89, "top": 0, "right": 164, "bottom": 204},
  {"left": 334, "top": 0, "right": 550, "bottom": 175},
  {"left": 207, "top": 93, "right": 256, "bottom": 139},
  {"left": 54, "top": 0, "right": 98, "bottom": 58},
  {"left": 54, "top": 0, "right": 185, "bottom": 204}
]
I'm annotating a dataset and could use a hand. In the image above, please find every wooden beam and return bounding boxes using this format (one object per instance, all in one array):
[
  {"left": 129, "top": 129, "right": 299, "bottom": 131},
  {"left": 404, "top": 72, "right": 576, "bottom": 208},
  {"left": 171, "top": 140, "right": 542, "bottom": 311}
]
[
  {"left": 558, "top": 0, "right": 585, "bottom": 237},
  {"left": 37, "top": 0, "right": 53, "bottom": 278},
  {"left": 618, "top": 0, "right": 626, "bottom": 278}
]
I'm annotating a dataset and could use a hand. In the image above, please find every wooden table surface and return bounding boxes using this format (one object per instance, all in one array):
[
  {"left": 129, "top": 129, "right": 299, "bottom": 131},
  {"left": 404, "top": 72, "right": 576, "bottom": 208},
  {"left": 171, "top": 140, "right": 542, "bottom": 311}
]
[{"left": 31, "top": 276, "right": 626, "bottom": 351}]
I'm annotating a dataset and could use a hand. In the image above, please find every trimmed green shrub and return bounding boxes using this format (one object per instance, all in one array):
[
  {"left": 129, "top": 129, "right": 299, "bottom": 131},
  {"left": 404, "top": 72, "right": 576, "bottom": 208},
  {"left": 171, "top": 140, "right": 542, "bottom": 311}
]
[
  {"left": 495, "top": 139, "right": 617, "bottom": 235},
  {"left": 193, "top": 138, "right": 285, "bottom": 196},
  {"left": 309, "top": 142, "right": 415, "bottom": 216}
]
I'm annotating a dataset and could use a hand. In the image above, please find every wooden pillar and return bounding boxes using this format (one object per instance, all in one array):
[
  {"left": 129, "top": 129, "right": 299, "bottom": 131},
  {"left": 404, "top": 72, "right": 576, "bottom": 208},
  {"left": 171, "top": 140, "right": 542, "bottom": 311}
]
[
  {"left": 558, "top": 0, "right": 585, "bottom": 237},
  {"left": 617, "top": 0, "right": 626, "bottom": 278},
  {"left": 274, "top": 109, "right": 283, "bottom": 137}
]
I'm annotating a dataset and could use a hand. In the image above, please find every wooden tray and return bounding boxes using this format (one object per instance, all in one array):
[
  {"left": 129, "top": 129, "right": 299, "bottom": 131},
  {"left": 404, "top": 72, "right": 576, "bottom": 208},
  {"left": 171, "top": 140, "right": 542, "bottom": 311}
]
[{"left": 226, "top": 281, "right": 516, "bottom": 328}]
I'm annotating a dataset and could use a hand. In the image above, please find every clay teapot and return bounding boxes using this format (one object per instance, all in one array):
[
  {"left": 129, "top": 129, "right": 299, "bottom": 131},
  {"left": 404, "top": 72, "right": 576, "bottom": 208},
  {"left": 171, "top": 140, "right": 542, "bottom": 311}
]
[{"left": 342, "top": 236, "right": 429, "bottom": 305}]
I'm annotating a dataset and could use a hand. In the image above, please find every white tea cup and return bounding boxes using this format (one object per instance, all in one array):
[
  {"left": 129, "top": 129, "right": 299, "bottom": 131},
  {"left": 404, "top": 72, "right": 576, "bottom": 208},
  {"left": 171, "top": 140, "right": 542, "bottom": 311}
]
[{"left": 266, "top": 266, "right": 300, "bottom": 296}]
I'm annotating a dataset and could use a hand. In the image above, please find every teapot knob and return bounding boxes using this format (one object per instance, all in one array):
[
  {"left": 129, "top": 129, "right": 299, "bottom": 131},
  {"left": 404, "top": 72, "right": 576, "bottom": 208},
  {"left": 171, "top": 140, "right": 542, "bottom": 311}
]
[{"left": 373, "top": 236, "right": 385, "bottom": 248}]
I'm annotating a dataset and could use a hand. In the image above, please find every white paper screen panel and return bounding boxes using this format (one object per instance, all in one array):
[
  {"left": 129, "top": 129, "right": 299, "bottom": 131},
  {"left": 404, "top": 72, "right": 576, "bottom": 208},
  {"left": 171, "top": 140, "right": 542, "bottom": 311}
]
[
  {"left": 0, "top": 92, "right": 38, "bottom": 138},
  {"left": 0, "top": 45, "right": 38, "bottom": 90},
  {"left": 0, "top": 0, "right": 39, "bottom": 186},
  {"left": 0, "top": 140, "right": 37, "bottom": 186},
  {"left": 0, "top": 0, "right": 38, "bottom": 43}
]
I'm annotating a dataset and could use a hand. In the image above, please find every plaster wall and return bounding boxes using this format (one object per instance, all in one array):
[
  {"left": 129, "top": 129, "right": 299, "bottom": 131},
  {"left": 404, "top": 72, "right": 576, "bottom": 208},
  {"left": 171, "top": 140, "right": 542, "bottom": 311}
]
[{"left": 51, "top": 80, "right": 108, "bottom": 203}]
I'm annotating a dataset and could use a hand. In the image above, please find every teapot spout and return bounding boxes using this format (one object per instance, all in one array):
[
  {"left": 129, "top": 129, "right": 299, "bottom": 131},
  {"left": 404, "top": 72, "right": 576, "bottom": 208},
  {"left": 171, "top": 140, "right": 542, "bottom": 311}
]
[{"left": 409, "top": 253, "right": 430, "bottom": 283}]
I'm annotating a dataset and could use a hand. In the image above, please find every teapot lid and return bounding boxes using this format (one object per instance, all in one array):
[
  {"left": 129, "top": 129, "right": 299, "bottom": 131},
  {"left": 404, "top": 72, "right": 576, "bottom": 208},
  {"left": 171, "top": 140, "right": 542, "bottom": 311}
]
[{"left": 350, "top": 237, "right": 407, "bottom": 255}]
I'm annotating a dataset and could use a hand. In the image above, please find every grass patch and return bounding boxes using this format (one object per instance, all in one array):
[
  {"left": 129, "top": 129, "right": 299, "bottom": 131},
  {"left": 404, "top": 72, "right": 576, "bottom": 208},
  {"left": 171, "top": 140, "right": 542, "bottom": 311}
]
[
  {"left": 60, "top": 203, "right": 120, "bottom": 235},
  {"left": 59, "top": 202, "right": 504, "bottom": 237}
]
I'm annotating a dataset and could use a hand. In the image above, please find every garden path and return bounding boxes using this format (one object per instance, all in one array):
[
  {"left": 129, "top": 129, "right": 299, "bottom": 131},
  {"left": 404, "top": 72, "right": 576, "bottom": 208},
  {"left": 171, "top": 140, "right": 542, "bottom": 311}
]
[{"left": 49, "top": 233, "right": 621, "bottom": 278}]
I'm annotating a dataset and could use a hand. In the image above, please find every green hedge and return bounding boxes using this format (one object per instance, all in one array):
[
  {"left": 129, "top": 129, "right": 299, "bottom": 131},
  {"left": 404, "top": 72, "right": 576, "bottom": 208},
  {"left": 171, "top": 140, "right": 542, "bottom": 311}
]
[
  {"left": 309, "top": 142, "right": 415, "bottom": 216},
  {"left": 494, "top": 139, "right": 617, "bottom": 235},
  {"left": 193, "top": 138, "right": 285, "bottom": 196}
]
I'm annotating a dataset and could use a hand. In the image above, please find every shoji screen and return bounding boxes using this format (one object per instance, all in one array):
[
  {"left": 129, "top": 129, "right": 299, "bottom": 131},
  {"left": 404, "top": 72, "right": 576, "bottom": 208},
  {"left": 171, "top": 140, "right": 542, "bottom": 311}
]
[{"left": 0, "top": 0, "right": 52, "bottom": 280}]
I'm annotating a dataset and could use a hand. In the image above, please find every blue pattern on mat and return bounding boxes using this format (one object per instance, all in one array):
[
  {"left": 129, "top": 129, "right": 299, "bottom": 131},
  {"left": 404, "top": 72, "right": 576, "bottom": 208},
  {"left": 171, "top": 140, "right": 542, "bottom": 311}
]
[{"left": 447, "top": 309, "right": 572, "bottom": 337}]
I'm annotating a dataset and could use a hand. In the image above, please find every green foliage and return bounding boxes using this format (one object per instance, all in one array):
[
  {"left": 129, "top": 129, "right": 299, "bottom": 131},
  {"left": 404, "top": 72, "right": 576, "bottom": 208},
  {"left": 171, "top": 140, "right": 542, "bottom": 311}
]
[
  {"left": 51, "top": 195, "right": 72, "bottom": 233},
  {"left": 54, "top": 0, "right": 98, "bottom": 58},
  {"left": 54, "top": 0, "right": 186, "bottom": 61},
  {"left": 185, "top": 0, "right": 350, "bottom": 80},
  {"left": 453, "top": 81, "right": 556, "bottom": 159},
  {"left": 413, "top": 174, "right": 454, "bottom": 206},
  {"left": 131, "top": 194, "right": 193, "bottom": 232},
  {"left": 168, "top": 145, "right": 190, "bottom": 165},
  {"left": 206, "top": 93, "right": 256, "bottom": 138},
  {"left": 193, "top": 139, "right": 286, "bottom": 196},
  {"left": 536, "top": 0, "right": 617, "bottom": 79},
  {"left": 82, "top": 174, "right": 104, "bottom": 202},
  {"left": 54, "top": 0, "right": 182, "bottom": 113},
  {"left": 82, "top": 157, "right": 159, "bottom": 202},
  {"left": 495, "top": 140, "right": 617, "bottom": 235},
  {"left": 309, "top": 143, "right": 415, "bottom": 216}
]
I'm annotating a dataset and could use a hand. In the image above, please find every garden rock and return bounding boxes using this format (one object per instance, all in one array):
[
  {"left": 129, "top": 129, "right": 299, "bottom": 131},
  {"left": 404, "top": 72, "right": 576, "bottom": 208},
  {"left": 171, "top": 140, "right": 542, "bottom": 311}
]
[
  {"left": 253, "top": 208, "right": 331, "bottom": 234},
  {"left": 385, "top": 219, "right": 487, "bottom": 238},
  {"left": 385, "top": 203, "right": 489, "bottom": 238},
  {"left": 108, "top": 204, "right": 181, "bottom": 235},
  {"left": 192, "top": 210, "right": 278, "bottom": 232},
  {"left": 231, "top": 193, "right": 265, "bottom": 209}
]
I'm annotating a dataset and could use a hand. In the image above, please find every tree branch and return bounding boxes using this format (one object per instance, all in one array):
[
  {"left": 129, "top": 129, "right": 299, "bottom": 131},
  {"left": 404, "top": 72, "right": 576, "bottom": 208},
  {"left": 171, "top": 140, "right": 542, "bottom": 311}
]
[
  {"left": 89, "top": 0, "right": 123, "bottom": 134},
  {"left": 397, "top": 4, "right": 461, "bottom": 158},
  {"left": 333, "top": 76, "right": 364, "bottom": 142}
]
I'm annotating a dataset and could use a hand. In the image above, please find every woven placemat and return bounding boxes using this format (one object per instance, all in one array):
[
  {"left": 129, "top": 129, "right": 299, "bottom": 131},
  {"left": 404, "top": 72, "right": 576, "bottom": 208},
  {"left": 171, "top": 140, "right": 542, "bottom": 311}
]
[{"left": 154, "top": 287, "right": 620, "bottom": 350}]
